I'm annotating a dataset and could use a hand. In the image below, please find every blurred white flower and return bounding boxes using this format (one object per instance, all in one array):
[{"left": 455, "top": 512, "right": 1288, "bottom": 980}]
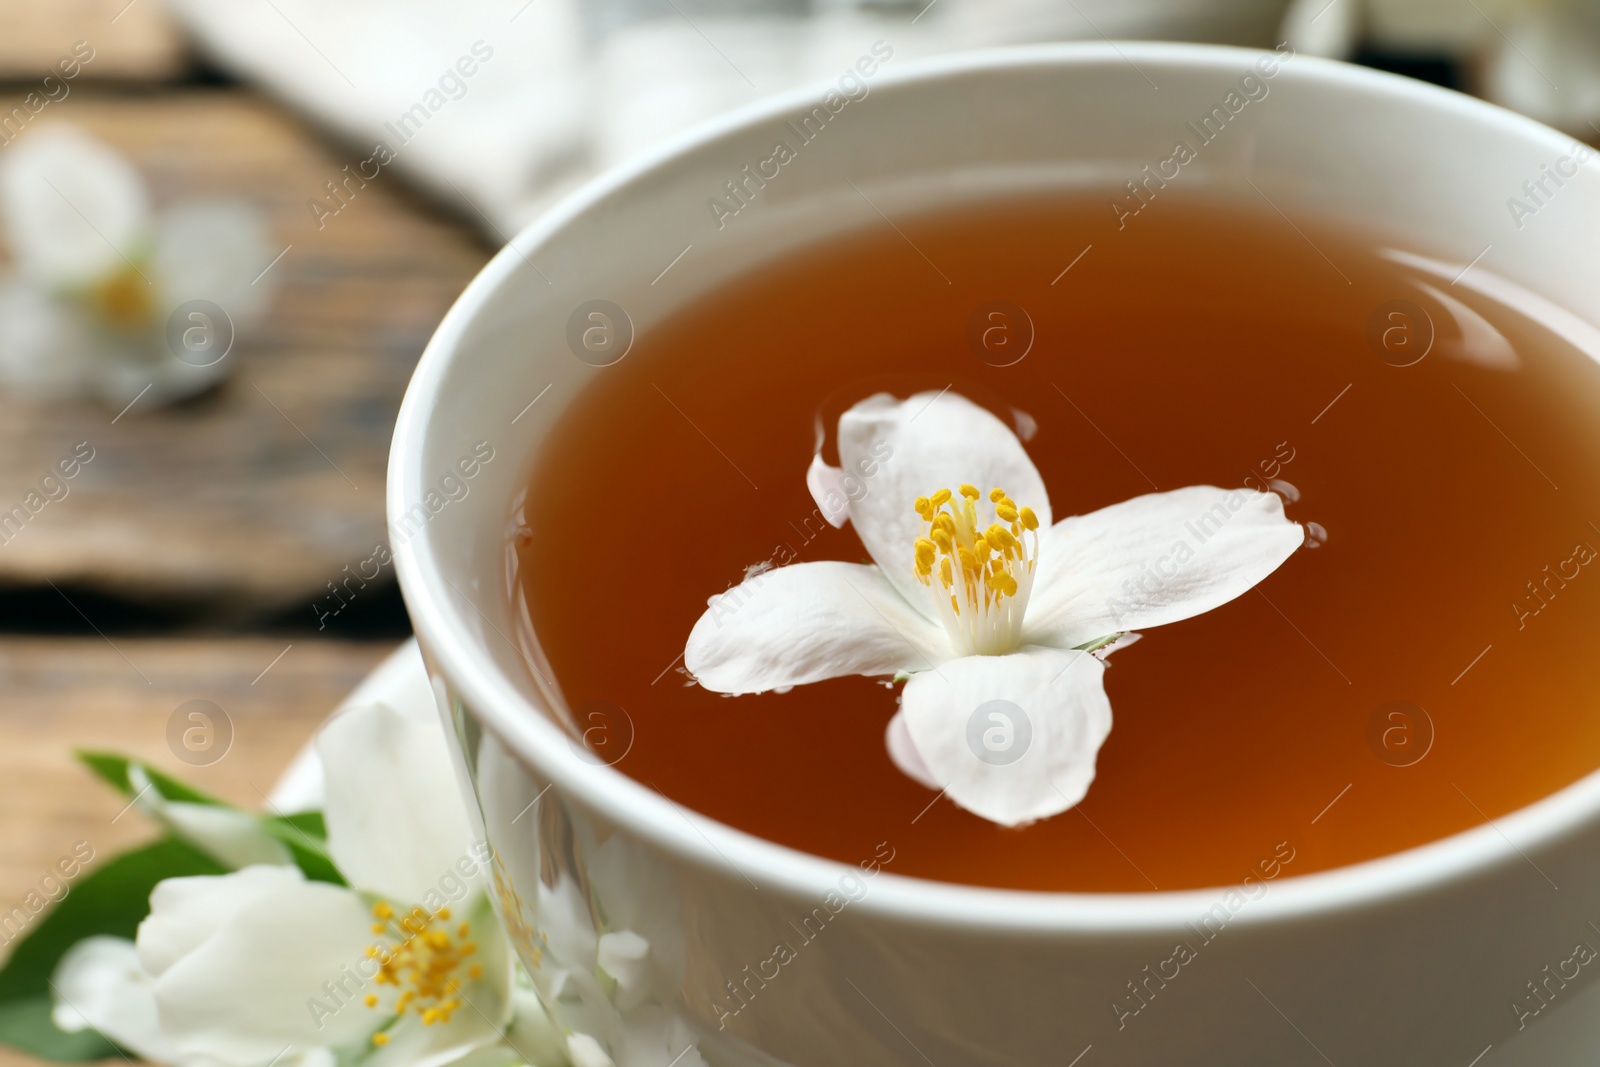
[
  {"left": 50, "top": 689, "right": 566, "bottom": 1067},
  {"left": 0, "top": 125, "right": 275, "bottom": 408}
]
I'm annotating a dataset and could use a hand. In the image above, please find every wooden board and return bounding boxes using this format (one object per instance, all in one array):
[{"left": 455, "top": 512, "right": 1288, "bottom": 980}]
[
  {"left": 0, "top": 635, "right": 396, "bottom": 1067},
  {"left": 0, "top": 0, "right": 189, "bottom": 82},
  {"left": 0, "top": 92, "right": 493, "bottom": 617}
]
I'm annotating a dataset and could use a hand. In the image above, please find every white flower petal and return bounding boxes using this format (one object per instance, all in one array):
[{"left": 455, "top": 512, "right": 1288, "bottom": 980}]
[
  {"left": 329, "top": 638, "right": 428, "bottom": 727},
  {"left": 150, "top": 801, "right": 294, "bottom": 870},
  {"left": 597, "top": 930, "right": 651, "bottom": 1011},
  {"left": 502, "top": 986, "right": 570, "bottom": 1067},
  {"left": 50, "top": 936, "right": 177, "bottom": 1064},
  {"left": 366, "top": 1000, "right": 497, "bottom": 1067},
  {"left": 805, "top": 453, "right": 850, "bottom": 528},
  {"left": 430, "top": 1044, "right": 524, "bottom": 1067},
  {"left": 128, "top": 765, "right": 293, "bottom": 870},
  {"left": 432, "top": 1043, "right": 522, "bottom": 1067},
  {"left": 568, "top": 1033, "right": 616, "bottom": 1067},
  {"left": 586, "top": 833, "right": 684, "bottom": 984},
  {"left": 836, "top": 391, "right": 1051, "bottom": 608},
  {"left": 608, "top": 1003, "right": 708, "bottom": 1067},
  {"left": 318, "top": 690, "right": 476, "bottom": 905},
  {"left": 536, "top": 873, "right": 599, "bottom": 977},
  {"left": 137, "top": 864, "right": 306, "bottom": 979},
  {"left": 884, "top": 711, "right": 941, "bottom": 790},
  {"left": 0, "top": 126, "right": 149, "bottom": 285},
  {"left": 100, "top": 342, "right": 232, "bottom": 408},
  {"left": 1024, "top": 486, "right": 1302, "bottom": 649},
  {"left": 143, "top": 868, "right": 377, "bottom": 1061},
  {"left": 900, "top": 647, "right": 1111, "bottom": 827},
  {"left": 685, "top": 560, "right": 949, "bottom": 695},
  {"left": 0, "top": 281, "right": 114, "bottom": 401},
  {"left": 153, "top": 200, "right": 275, "bottom": 326}
]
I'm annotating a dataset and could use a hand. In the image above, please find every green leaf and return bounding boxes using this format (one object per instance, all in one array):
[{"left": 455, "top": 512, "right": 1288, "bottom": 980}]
[
  {"left": 270, "top": 810, "right": 327, "bottom": 840},
  {"left": 0, "top": 836, "right": 226, "bottom": 1061},
  {"left": 262, "top": 815, "right": 345, "bottom": 887},
  {"left": 0, "top": 1000, "right": 117, "bottom": 1062},
  {"left": 75, "top": 750, "right": 226, "bottom": 807}
]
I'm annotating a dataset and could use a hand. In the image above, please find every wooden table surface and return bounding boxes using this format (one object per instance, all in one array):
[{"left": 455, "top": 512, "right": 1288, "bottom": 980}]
[{"left": 0, "top": 6, "right": 490, "bottom": 1066}]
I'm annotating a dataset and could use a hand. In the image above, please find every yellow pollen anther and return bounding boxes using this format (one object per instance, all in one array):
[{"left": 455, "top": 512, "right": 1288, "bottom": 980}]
[
  {"left": 986, "top": 524, "right": 1020, "bottom": 551},
  {"left": 87, "top": 263, "right": 154, "bottom": 332},
  {"left": 364, "top": 902, "right": 475, "bottom": 1028},
  {"left": 364, "top": 994, "right": 379, "bottom": 1008},
  {"left": 372, "top": 1033, "right": 390, "bottom": 1047},
  {"left": 910, "top": 480, "right": 1041, "bottom": 654},
  {"left": 373, "top": 902, "right": 395, "bottom": 920}
]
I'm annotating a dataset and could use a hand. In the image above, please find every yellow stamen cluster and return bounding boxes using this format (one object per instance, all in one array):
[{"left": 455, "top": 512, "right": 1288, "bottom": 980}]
[
  {"left": 364, "top": 901, "right": 478, "bottom": 1041},
  {"left": 912, "top": 484, "right": 1040, "bottom": 655},
  {"left": 85, "top": 263, "right": 153, "bottom": 332}
]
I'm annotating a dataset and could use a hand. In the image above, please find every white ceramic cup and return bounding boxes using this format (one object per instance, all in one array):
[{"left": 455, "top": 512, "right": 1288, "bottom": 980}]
[{"left": 391, "top": 43, "right": 1600, "bottom": 1066}]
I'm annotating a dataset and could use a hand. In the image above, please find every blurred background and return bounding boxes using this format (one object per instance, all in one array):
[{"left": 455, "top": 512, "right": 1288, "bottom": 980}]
[{"left": 0, "top": 1, "right": 1595, "bottom": 1063}]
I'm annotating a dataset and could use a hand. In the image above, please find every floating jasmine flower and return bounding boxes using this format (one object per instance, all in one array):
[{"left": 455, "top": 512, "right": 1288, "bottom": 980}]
[
  {"left": 0, "top": 125, "right": 274, "bottom": 407},
  {"left": 686, "top": 391, "right": 1303, "bottom": 827}
]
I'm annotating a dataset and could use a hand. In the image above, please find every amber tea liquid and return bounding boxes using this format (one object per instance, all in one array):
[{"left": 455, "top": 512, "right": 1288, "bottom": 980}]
[{"left": 513, "top": 192, "right": 1600, "bottom": 892}]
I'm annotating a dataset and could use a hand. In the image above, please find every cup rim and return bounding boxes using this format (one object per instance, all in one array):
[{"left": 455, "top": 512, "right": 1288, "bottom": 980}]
[{"left": 392, "top": 40, "right": 1598, "bottom": 932}]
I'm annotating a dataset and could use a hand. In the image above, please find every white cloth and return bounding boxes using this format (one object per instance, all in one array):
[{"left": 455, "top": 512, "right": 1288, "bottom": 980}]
[{"left": 161, "top": 0, "right": 1291, "bottom": 237}]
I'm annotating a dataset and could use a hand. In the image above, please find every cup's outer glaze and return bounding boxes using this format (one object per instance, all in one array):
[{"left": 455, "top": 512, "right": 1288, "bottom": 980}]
[{"left": 393, "top": 44, "right": 1600, "bottom": 1065}]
